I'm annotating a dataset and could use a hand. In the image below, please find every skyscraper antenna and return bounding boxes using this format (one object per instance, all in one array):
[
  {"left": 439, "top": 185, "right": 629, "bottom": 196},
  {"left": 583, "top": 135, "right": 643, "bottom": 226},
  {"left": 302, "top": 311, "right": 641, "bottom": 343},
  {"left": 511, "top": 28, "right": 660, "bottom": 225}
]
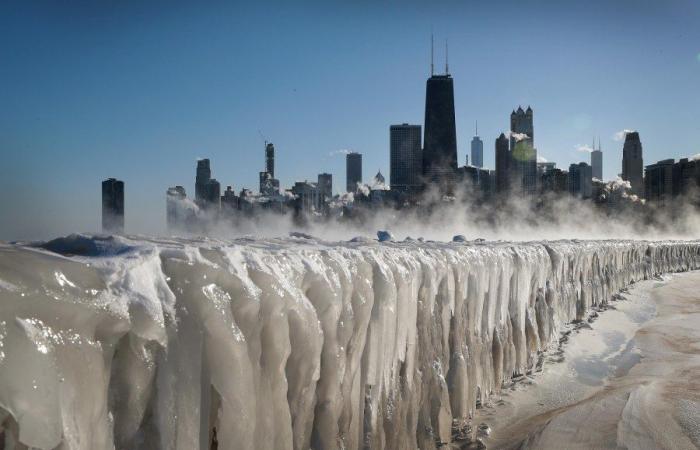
[
  {"left": 445, "top": 38, "right": 449, "bottom": 74},
  {"left": 475, "top": 120, "right": 478, "bottom": 136},
  {"left": 430, "top": 33, "right": 434, "bottom": 76}
]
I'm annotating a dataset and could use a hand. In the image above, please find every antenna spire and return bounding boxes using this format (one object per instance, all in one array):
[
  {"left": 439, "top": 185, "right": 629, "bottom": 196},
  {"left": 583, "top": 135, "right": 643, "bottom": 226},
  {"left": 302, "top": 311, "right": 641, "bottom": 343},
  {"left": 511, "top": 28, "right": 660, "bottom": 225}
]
[
  {"left": 475, "top": 120, "right": 478, "bottom": 136},
  {"left": 430, "top": 33, "right": 434, "bottom": 76},
  {"left": 445, "top": 38, "right": 449, "bottom": 74}
]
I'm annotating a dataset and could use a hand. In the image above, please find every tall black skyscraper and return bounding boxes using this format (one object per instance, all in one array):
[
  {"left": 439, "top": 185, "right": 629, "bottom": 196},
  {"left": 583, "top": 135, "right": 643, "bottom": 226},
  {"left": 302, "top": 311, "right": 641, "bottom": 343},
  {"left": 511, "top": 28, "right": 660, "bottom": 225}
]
[
  {"left": 318, "top": 173, "right": 333, "bottom": 207},
  {"left": 510, "top": 106, "right": 537, "bottom": 195},
  {"left": 422, "top": 36, "right": 458, "bottom": 193},
  {"left": 195, "top": 158, "right": 211, "bottom": 203},
  {"left": 346, "top": 152, "right": 362, "bottom": 192},
  {"left": 423, "top": 71, "right": 458, "bottom": 193},
  {"left": 195, "top": 158, "right": 220, "bottom": 208},
  {"left": 495, "top": 133, "right": 511, "bottom": 194},
  {"left": 102, "top": 178, "right": 124, "bottom": 233},
  {"left": 390, "top": 124, "right": 423, "bottom": 193},
  {"left": 622, "top": 131, "right": 644, "bottom": 197},
  {"left": 265, "top": 143, "right": 275, "bottom": 178}
]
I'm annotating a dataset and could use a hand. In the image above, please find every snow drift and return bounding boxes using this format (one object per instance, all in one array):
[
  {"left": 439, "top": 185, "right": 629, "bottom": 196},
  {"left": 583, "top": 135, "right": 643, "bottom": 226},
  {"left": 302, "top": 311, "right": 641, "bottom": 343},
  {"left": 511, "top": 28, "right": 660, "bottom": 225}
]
[{"left": 0, "top": 235, "right": 699, "bottom": 449}]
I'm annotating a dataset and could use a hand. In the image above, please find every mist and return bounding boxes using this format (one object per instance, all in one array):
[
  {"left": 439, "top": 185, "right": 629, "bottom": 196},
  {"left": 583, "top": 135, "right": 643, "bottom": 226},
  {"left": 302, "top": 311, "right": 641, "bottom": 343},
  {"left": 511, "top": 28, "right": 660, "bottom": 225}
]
[{"left": 159, "top": 183, "right": 700, "bottom": 244}]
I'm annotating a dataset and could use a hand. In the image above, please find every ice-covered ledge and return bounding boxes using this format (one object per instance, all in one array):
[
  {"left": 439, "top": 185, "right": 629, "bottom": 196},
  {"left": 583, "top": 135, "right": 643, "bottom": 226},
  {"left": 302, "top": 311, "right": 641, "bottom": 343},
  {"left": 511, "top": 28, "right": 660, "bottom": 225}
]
[{"left": 0, "top": 236, "right": 699, "bottom": 450}]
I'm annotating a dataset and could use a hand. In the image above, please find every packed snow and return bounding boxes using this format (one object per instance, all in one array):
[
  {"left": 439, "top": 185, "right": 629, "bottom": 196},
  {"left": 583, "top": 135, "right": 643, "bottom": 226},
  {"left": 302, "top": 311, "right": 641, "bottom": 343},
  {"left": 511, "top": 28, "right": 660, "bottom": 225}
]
[{"left": 0, "top": 235, "right": 699, "bottom": 449}]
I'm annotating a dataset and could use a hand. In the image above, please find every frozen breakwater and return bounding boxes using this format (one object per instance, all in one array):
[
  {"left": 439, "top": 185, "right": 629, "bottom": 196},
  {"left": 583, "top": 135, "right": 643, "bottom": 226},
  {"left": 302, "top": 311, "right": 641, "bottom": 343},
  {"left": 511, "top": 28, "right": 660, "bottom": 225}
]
[{"left": 0, "top": 236, "right": 699, "bottom": 450}]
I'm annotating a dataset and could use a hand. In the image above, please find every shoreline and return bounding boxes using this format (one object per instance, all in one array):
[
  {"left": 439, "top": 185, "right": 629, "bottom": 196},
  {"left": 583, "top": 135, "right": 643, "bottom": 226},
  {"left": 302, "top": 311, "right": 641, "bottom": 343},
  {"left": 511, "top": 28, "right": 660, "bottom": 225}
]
[{"left": 478, "top": 270, "right": 700, "bottom": 449}]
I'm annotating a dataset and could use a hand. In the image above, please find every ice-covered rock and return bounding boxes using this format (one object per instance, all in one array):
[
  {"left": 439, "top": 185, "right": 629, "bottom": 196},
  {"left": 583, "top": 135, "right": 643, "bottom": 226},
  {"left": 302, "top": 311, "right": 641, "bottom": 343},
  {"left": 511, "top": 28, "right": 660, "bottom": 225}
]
[
  {"left": 0, "top": 237, "right": 698, "bottom": 449},
  {"left": 377, "top": 230, "right": 394, "bottom": 242}
]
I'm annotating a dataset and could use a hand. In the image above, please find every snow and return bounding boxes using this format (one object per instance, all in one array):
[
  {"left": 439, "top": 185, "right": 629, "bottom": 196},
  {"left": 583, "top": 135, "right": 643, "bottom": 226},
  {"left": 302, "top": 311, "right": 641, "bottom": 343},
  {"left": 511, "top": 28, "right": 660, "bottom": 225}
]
[{"left": 0, "top": 236, "right": 699, "bottom": 449}]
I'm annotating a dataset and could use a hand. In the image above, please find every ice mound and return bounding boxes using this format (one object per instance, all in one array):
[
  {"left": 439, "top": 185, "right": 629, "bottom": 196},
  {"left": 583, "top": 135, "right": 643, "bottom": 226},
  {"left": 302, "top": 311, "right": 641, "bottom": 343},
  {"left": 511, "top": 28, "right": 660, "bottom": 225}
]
[
  {"left": 37, "top": 233, "right": 137, "bottom": 257},
  {"left": 377, "top": 230, "right": 394, "bottom": 242},
  {"left": 0, "top": 237, "right": 699, "bottom": 449}
]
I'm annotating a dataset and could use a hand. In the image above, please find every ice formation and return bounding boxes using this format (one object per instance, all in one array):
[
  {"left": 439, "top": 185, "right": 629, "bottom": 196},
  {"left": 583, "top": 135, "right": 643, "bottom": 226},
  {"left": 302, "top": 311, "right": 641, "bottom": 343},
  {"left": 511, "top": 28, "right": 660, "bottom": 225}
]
[{"left": 0, "top": 235, "right": 699, "bottom": 449}]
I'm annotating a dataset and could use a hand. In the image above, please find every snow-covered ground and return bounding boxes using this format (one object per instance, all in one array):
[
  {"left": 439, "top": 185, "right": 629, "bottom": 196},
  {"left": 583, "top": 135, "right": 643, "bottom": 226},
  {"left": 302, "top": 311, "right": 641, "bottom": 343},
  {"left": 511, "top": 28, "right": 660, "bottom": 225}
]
[{"left": 0, "top": 234, "right": 699, "bottom": 449}]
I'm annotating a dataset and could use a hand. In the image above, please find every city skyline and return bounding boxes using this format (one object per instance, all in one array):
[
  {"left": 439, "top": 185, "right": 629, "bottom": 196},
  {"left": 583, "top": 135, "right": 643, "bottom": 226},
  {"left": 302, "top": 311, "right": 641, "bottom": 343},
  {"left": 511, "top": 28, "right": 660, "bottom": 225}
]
[{"left": 2, "top": 0, "right": 700, "bottom": 239}]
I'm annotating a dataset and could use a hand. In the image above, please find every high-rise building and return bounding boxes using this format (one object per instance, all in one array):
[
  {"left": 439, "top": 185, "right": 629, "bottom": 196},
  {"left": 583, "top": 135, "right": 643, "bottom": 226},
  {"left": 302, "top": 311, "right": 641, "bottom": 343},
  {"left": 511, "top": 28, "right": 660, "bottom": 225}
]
[
  {"left": 221, "top": 186, "right": 238, "bottom": 210},
  {"left": 390, "top": 124, "right": 423, "bottom": 193},
  {"left": 672, "top": 158, "right": 700, "bottom": 198},
  {"left": 470, "top": 122, "right": 483, "bottom": 168},
  {"left": 541, "top": 168, "right": 568, "bottom": 194},
  {"left": 259, "top": 171, "right": 274, "bottom": 196},
  {"left": 423, "top": 73, "right": 458, "bottom": 193},
  {"left": 509, "top": 106, "right": 534, "bottom": 149},
  {"left": 495, "top": 133, "right": 511, "bottom": 194},
  {"left": 591, "top": 139, "right": 603, "bottom": 180},
  {"left": 102, "top": 178, "right": 124, "bottom": 233},
  {"left": 569, "top": 162, "right": 593, "bottom": 198},
  {"left": 195, "top": 159, "right": 220, "bottom": 209},
  {"left": 265, "top": 143, "right": 275, "bottom": 178},
  {"left": 622, "top": 131, "right": 644, "bottom": 197},
  {"left": 346, "top": 152, "right": 362, "bottom": 192},
  {"left": 292, "top": 181, "right": 319, "bottom": 213},
  {"left": 645, "top": 159, "right": 674, "bottom": 205},
  {"left": 195, "top": 159, "right": 211, "bottom": 203},
  {"left": 510, "top": 106, "right": 537, "bottom": 195},
  {"left": 166, "top": 185, "right": 186, "bottom": 230},
  {"left": 317, "top": 173, "right": 332, "bottom": 205},
  {"left": 203, "top": 179, "right": 221, "bottom": 209}
]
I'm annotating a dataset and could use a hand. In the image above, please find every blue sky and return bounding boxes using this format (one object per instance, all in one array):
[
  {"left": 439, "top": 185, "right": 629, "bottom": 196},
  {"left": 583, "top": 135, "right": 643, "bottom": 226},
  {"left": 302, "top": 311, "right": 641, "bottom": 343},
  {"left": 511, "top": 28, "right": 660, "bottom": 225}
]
[{"left": 1, "top": 0, "right": 699, "bottom": 239}]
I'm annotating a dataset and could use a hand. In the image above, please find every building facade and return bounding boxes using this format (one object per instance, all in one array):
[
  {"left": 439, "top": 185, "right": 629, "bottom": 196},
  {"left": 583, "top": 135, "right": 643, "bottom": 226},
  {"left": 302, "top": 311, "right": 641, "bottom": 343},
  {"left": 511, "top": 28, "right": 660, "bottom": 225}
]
[
  {"left": 195, "top": 159, "right": 211, "bottom": 204},
  {"left": 510, "top": 106, "right": 537, "bottom": 195},
  {"left": 390, "top": 124, "right": 423, "bottom": 193},
  {"left": 102, "top": 178, "right": 124, "bottom": 233},
  {"left": 569, "top": 162, "right": 593, "bottom": 198},
  {"left": 622, "top": 131, "right": 644, "bottom": 197},
  {"left": 591, "top": 148, "right": 603, "bottom": 180},
  {"left": 644, "top": 159, "right": 674, "bottom": 206},
  {"left": 346, "top": 152, "right": 362, "bottom": 192},
  {"left": 422, "top": 74, "right": 458, "bottom": 193},
  {"left": 265, "top": 143, "right": 275, "bottom": 178},
  {"left": 470, "top": 134, "right": 483, "bottom": 168},
  {"left": 495, "top": 133, "right": 511, "bottom": 194}
]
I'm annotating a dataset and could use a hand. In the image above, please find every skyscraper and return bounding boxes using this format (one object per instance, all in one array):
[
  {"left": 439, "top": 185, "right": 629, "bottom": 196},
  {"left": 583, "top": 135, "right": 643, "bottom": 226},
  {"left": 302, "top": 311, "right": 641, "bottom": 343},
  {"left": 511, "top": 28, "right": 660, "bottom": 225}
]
[
  {"left": 569, "top": 162, "right": 592, "bottom": 198},
  {"left": 422, "top": 68, "right": 458, "bottom": 193},
  {"left": 102, "top": 178, "right": 124, "bottom": 233},
  {"left": 470, "top": 122, "right": 483, "bottom": 168},
  {"left": 195, "top": 158, "right": 211, "bottom": 203},
  {"left": 645, "top": 159, "right": 674, "bottom": 205},
  {"left": 195, "top": 159, "right": 221, "bottom": 209},
  {"left": 510, "top": 106, "right": 537, "bottom": 195},
  {"left": 258, "top": 142, "right": 279, "bottom": 196},
  {"left": 166, "top": 186, "right": 186, "bottom": 230},
  {"left": 265, "top": 142, "right": 275, "bottom": 178},
  {"left": 622, "top": 131, "right": 644, "bottom": 197},
  {"left": 346, "top": 152, "right": 362, "bottom": 192},
  {"left": 390, "top": 124, "right": 422, "bottom": 193},
  {"left": 317, "top": 173, "right": 332, "bottom": 204},
  {"left": 495, "top": 133, "right": 511, "bottom": 194},
  {"left": 591, "top": 139, "right": 603, "bottom": 180}
]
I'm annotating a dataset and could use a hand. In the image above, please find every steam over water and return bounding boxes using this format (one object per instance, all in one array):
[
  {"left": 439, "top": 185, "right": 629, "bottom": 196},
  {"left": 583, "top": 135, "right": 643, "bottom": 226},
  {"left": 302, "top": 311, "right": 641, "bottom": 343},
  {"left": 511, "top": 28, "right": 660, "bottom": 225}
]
[{"left": 0, "top": 235, "right": 699, "bottom": 449}]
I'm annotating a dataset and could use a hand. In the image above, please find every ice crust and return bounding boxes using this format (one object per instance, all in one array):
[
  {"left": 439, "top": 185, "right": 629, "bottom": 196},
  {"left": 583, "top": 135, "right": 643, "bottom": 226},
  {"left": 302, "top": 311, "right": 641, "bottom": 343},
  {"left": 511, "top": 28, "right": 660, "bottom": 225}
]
[{"left": 0, "top": 236, "right": 699, "bottom": 449}]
